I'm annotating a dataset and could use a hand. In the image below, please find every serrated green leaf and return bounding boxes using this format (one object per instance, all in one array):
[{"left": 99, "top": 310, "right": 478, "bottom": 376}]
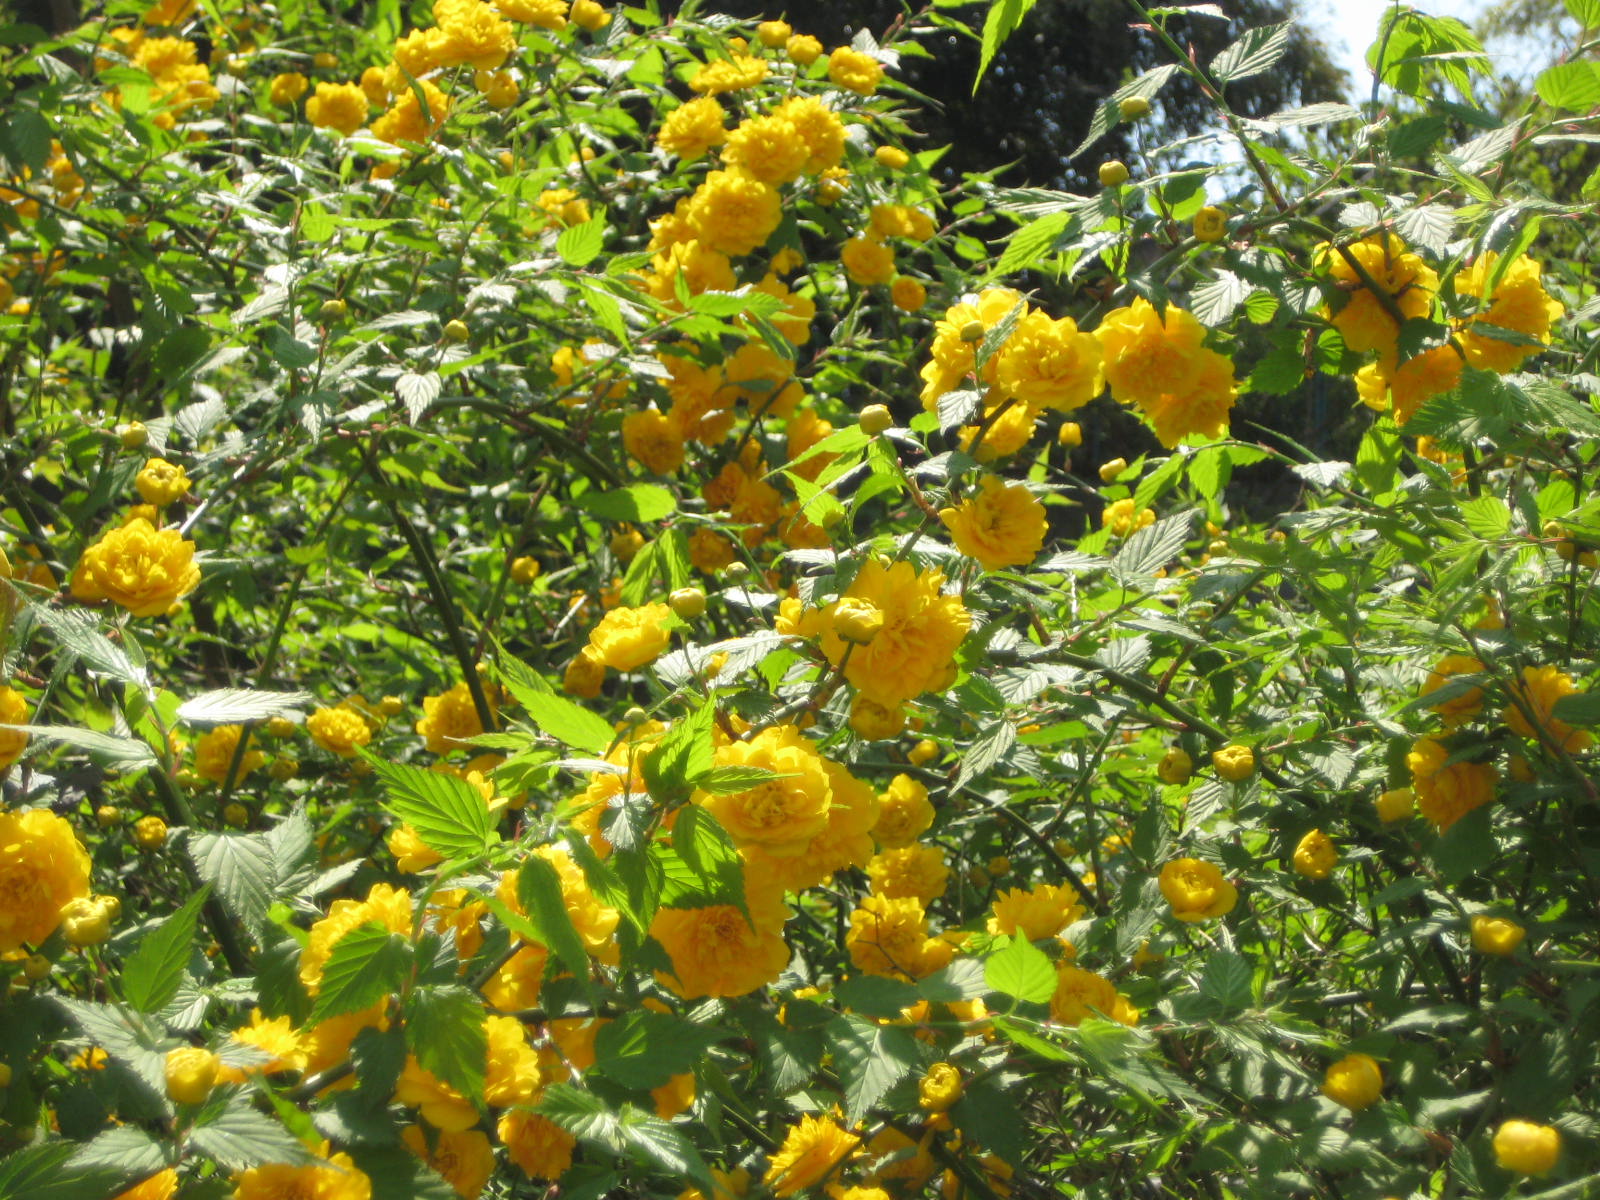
[
  {"left": 518, "top": 855, "right": 592, "bottom": 982},
  {"left": 1535, "top": 60, "right": 1600, "bottom": 111},
  {"left": 669, "top": 805, "right": 746, "bottom": 914},
  {"left": 1111, "top": 511, "right": 1195, "bottom": 583},
  {"left": 189, "top": 831, "right": 275, "bottom": 933},
  {"left": 122, "top": 886, "right": 209, "bottom": 1014},
  {"left": 974, "top": 0, "right": 1041, "bottom": 92},
  {"left": 1199, "top": 950, "right": 1253, "bottom": 1011},
  {"left": 497, "top": 654, "right": 615, "bottom": 754},
  {"left": 1210, "top": 23, "right": 1292, "bottom": 84},
  {"left": 834, "top": 974, "right": 921, "bottom": 1018},
  {"left": 189, "top": 1103, "right": 319, "bottom": 1171},
  {"left": 577, "top": 483, "right": 676, "bottom": 523},
  {"left": 643, "top": 702, "right": 714, "bottom": 804},
  {"left": 827, "top": 1014, "right": 921, "bottom": 1121},
  {"left": 367, "top": 755, "right": 497, "bottom": 859},
  {"left": 557, "top": 217, "right": 606, "bottom": 267},
  {"left": 310, "top": 922, "right": 413, "bottom": 1024},
  {"left": 984, "top": 934, "right": 1056, "bottom": 1004},
  {"left": 405, "top": 985, "right": 486, "bottom": 1105},
  {"left": 617, "top": 1107, "right": 715, "bottom": 1192},
  {"left": 592, "top": 1010, "right": 724, "bottom": 1090}
]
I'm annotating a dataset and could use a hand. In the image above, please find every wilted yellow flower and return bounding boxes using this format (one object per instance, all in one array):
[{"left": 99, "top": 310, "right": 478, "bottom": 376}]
[
  {"left": 1291, "top": 828, "right": 1338, "bottom": 880},
  {"left": 0, "top": 808, "right": 92, "bottom": 954},
  {"left": 70, "top": 518, "right": 201, "bottom": 617},
  {"left": 939, "top": 475, "right": 1048, "bottom": 572},
  {"left": 763, "top": 1115, "right": 859, "bottom": 1197},
  {"left": 1321, "top": 1052, "right": 1382, "bottom": 1111},
  {"left": 1158, "top": 857, "right": 1237, "bottom": 922},
  {"left": 1407, "top": 736, "right": 1495, "bottom": 831},
  {"left": 1504, "top": 664, "right": 1592, "bottom": 753}
]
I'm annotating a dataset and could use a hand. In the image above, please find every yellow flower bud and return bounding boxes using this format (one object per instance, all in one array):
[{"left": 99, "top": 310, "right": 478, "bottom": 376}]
[
  {"left": 1375, "top": 787, "right": 1414, "bottom": 823},
  {"left": 1193, "top": 205, "right": 1227, "bottom": 243},
  {"left": 119, "top": 421, "right": 148, "bottom": 450},
  {"left": 1212, "top": 744, "right": 1255, "bottom": 782},
  {"left": 223, "top": 803, "right": 249, "bottom": 829},
  {"left": 1321, "top": 1053, "right": 1382, "bottom": 1111},
  {"left": 756, "top": 19, "right": 791, "bottom": 47},
  {"left": 669, "top": 587, "right": 707, "bottom": 619},
  {"left": 133, "top": 815, "right": 168, "bottom": 849},
  {"left": 875, "top": 144, "right": 910, "bottom": 169},
  {"left": 1493, "top": 1119, "right": 1561, "bottom": 1175},
  {"left": 269, "top": 757, "right": 299, "bottom": 781},
  {"left": 95, "top": 805, "right": 123, "bottom": 828},
  {"left": 918, "top": 1062, "right": 963, "bottom": 1112},
  {"left": 0, "top": 1063, "right": 11, "bottom": 1088},
  {"left": 318, "top": 298, "right": 348, "bottom": 322},
  {"left": 1057, "top": 421, "right": 1082, "bottom": 448},
  {"left": 511, "top": 556, "right": 542, "bottom": 585},
  {"left": 1291, "top": 828, "right": 1338, "bottom": 880},
  {"left": 23, "top": 954, "right": 50, "bottom": 981},
  {"left": 1157, "top": 747, "right": 1192, "bottom": 785},
  {"left": 314, "top": 51, "right": 339, "bottom": 69},
  {"left": 1118, "top": 96, "right": 1151, "bottom": 119},
  {"left": 1098, "top": 160, "right": 1129, "bottom": 187},
  {"left": 908, "top": 738, "right": 939, "bottom": 767},
  {"left": 443, "top": 319, "right": 470, "bottom": 343},
  {"left": 60, "top": 896, "right": 114, "bottom": 947},
  {"left": 986, "top": 855, "right": 1011, "bottom": 877},
  {"left": 833, "top": 597, "right": 885, "bottom": 645},
  {"left": 859, "top": 404, "right": 893, "bottom": 435},
  {"left": 1471, "top": 914, "right": 1526, "bottom": 957},
  {"left": 1098, "top": 457, "right": 1127, "bottom": 483},
  {"left": 959, "top": 319, "right": 986, "bottom": 343},
  {"left": 164, "top": 1046, "right": 221, "bottom": 1106}
]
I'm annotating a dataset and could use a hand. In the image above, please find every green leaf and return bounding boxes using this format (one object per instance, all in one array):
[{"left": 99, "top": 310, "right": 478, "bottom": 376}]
[
  {"left": 367, "top": 755, "right": 497, "bottom": 859},
  {"left": 835, "top": 974, "right": 921, "bottom": 1018},
  {"left": 189, "top": 1103, "right": 319, "bottom": 1170},
  {"left": 348, "top": 1146, "right": 456, "bottom": 1200},
  {"left": 994, "top": 210, "right": 1071, "bottom": 276},
  {"left": 827, "top": 1014, "right": 921, "bottom": 1121},
  {"left": 918, "top": 958, "right": 990, "bottom": 1003},
  {"left": 1111, "top": 511, "right": 1195, "bottom": 583},
  {"left": 189, "top": 831, "right": 275, "bottom": 933},
  {"left": 538, "top": 1082, "right": 622, "bottom": 1143},
  {"left": 1210, "top": 23, "right": 1292, "bottom": 84},
  {"left": 984, "top": 934, "right": 1056, "bottom": 1005},
  {"left": 1552, "top": 692, "right": 1600, "bottom": 726},
  {"left": 1069, "top": 64, "right": 1178, "bottom": 160},
  {"left": 310, "top": 922, "right": 414, "bottom": 1024},
  {"left": 974, "top": 0, "right": 1041, "bottom": 93},
  {"left": 405, "top": 985, "right": 486, "bottom": 1105},
  {"left": 122, "top": 886, "right": 209, "bottom": 1014},
  {"left": 1199, "top": 950, "right": 1253, "bottom": 1012},
  {"left": 300, "top": 201, "right": 336, "bottom": 243},
  {"left": 693, "top": 765, "right": 789, "bottom": 794},
  {"left": 557, "top": 217, "right": 606, "bottom": 267},
  {"left": 175, "top": 688, "right": 311, "bottom": 725},
  {"left": 642, "top": 702, "right": 714, "bottom": 805},
  {"left": 577, "top": 483, "right": 676, "bottom": 523},
  {"left": 1, "top": 109, "right": 51, "bottom": 174},
  {"left": 1190, "top": 271, "right": 1251, "bottom": 327},
  {"left": 1429, "top": 805, "right": 1495, "bottom": 886},
  {"left": 953, "top": 719, "right": 1016, "bottom": 793},
  {"left": 618, "top": 1107, "right": 715, "bottom": 1192},
  {"left": 669, "top": 805, "right": 747, "bottom": 914},
  {"left": 1459, "top": 495, "right": 1511, "bottom": 538},
  {"left": 1565, "top": 0, "right": 1600, "bottom": 29},
  {"left": 0, "top": 1143, "right": 125, "bottom": 1200},
  {"left": 518, "top": 854, "right": 592, "bottom": 982},
  {"left": 952, "top": 1078, "right": 1027, "bottom": 1166},
  {"left": 497, "top": 654, "right": 615, "bottom": 755},
  {"left": 5, "top": 724, "right": 157, "bottom": 769},
  {"left": 592, "top": 1010, "right": 724, "bottom": 1090},
  {"left": 1535, "top": 60, "right": 1600, "bottom": 111}
]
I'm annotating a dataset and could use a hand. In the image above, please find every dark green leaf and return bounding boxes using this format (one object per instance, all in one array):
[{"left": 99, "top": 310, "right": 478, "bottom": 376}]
[
  {"left": 367, "top": 755, "right": 496, "bottom": 859},
  {"left": 122, "top": 886, "right": 209, "bottom": 1014},
  {"left": 404, "top": 985, "right": 486, "bottom": 1105},
  {"left": 518, "top": 855, "right": 592, "bottom": 982},
  {"left": 190, "top": 1103, "right": 319, "bottom": 1170},
  {"left": 309, "top": 922, "right": 413, "bottom": 1024},
  {"left": 592, "top": 1011, "right": 725, "bottom": 1090},
  {"left": 643, "top": 702, "right": 715, "bottom": 805},
  {"left": 826, "top": 1015, "right": 921, "bottom": 1121},
  {"left": 669, "top": 805, "right": 746, "bottom": 914}
]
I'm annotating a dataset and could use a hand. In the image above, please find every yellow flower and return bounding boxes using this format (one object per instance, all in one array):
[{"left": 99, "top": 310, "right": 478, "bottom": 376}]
[
  {"left": 307, "top": 705, "right": 373, "bottom": 758},
  {"left": 299, "top": 882, "right": 413, "bottom": 993},
  {"left": 268, "top": 72, "right": 308, "bottom": 106},
  {"left": 688, "top": 53, "right": 768, "bottom": 95},
  {"left": 1193, "top": 206, "right": 1227, "bottom": 242},
  {"left": 1321, "top": 1052, "right": 1383, "bottom": 1111},
  {"left": 819, "top": 560, "right": 971, "bottom": 709},
  {"left": 396, "top": 1056, "right": 476, "bottom": 1132},
  {"left": 1096, "top": 298, "right": 1236, "bottom": 447},
  {"left": 435, "top": 0, "right": 517, "bottom": 71},
  {"left": 652, "top": 1071, "right": 696, "bottom": 1119},
  {"left": 0, "top": 808, "right": 92, "bottom": 953},
  {"left": 831, "top": 596, "right": 885, "bottom": 645},
  {"left": 622, "top": 408, "right": 685, "bottom": 475},
  {"left": 371, "top": 78, "right": 450, "bottom": 146},
  {"left": 401, "top": 1124, "right": 495, "bottom": 1199},
  {"left": 757, "top": 19, "right": 791, "bottom": 46},
  {"left": 1356, "top": 345, "right": 1464, "bottom": 426},
  {"left": 848, "top": 695, "right": 905, "bottom": 741},
  {"left": 496, "top": 845, "right": 619, "bottom": 963},
  {"left": 827, "top": 45, "right": 884, "bottom": 95},
  {"left": 233, "top": 1151, "right": 373, "bottom": 1200},
  {"left": 993, "top": 310, "right": 1104, "bottom": 413},
  {"left": 774, "top": 96, "right": 846, "bottom": 174},
  {"left": 988, "top": 883, "right": 1085, "bottom": 941},
  {"left": 1291, "top": 828, "right": 1338, "bottom": 880},
  {"left": 133, "top": 814, "right": 168, "bottom": 849},
  {"left": 1050, "top": 964, "right": 1138, "bottom": 1027},
  {"left": 564, "top": 646, "right": 607, "bottom": 698},
  {"left": 918, "top": 1062, "right": 963, "bottom": 1112},
  {"left": 958, "top": 402, "right": 1035, "bottom": 463},
  {"left": 763, "top": 1115, "right": 860, "bottom": 1197},
  {"left": 499, "top": 1110, "right": 577, "bottom": 1179},
  {"left": 1212, "top": 743, "right": 1255, "bottom": 782},
  {"left": 787, "top": 33, "right": 823, "bottom": 65},
  {"left": 111, "top": 1168, "right": 177, "bottom": 1200},
  {"left": 61, "top": 894, "right": 119, "bottom": 945},
  {"left": 866, "top": 844, "right": 949, "bottom": 904},
  {"left": 873, "top": 774, "right": 934, "bottom": 847},
  {"left": 939, "top": 475, "right": 1048, "bottom": 571},
  {"left": 588, "top": 602, "right": 674, "bottom": 671},
  {"left": 1102, "top": 497, "right": 1155, "bottom": 538},
  {"left": 496, "top": 0, "right": 568, "bottom": 27},
  {"left": 70, "top": 518, "right": 201, "bottom": 617},
  {"left": 1421, "top": 653, "right": 1485, "bottom": 725},
  {"left": 1504, "top": 664, "right": 1592, "bottom": 753},
  {"left": 1493, "top": 1119, "right": 1561, "bottom": 1175},
  {"left": 876, "top": 145, "right": 910, "bottom": 169},
  {"left": 193, "top": 723, "right": 266, "bottom": 784},
  {"left": 483, "top": 1015, "right": 541, "bottom": 1107},
  {"left": 305, "top": 82, "right": 369, "bottom": 135},
  {"left": 224, "top": 1008, "right": 305, "bottom": 1079},
  {"left": 682, "top": 170, "right": 781, "bottom": 258},
  {"left": 1157, "top": 747, "right": 1193, "bottom": 785},
  {"left": 657, "top": 95, "right": 727, "bottom": 161},
  {"left": 538, "top": 187, "right": 590, "bottom": 227},
  {"left": 1375, "top": 787, "right": 1415, "bottom": 823},
  {"left": 841, "top": 236, "right": 895, "bottom": 286},
  {"left": 697, "top": 724, "right": 832, "bottom": 854},
  {"left": 1317, "top": 234, "right": 1437, "bottom": 354},
  {"left": 0, "top": 685, "right": 30, "bottom": 770},
  {"left": 869, "top": 204, "right": 935, "bottom": 242},
  {"left": 570, "top": 0, "right": 608, "bottom": 32},
  {"left": 1471, "top": 914, "right": 1525, "bottom": 956},
  {"left": 650, "top": 887, "right": 791, "bottom": 998},
  {"left": 134, "top": 457, "right": 191, "bottom": 506},
  {"left": 846, "top": 893, "right": 952, "bottom": 979},
  {"left": 164, "top": 1045, "right": 221, "bottom": 1105},
  {"left": 1456, "top": 252, "right": 1564, "bottom": 373},
  {"left": 891, "top": 276, "right": 926, "bottom": 312},
  {"left": 1158, "top": 857, "right": 1237, "bottom": 922},
  {"left": 723, "top": 113, "right": 808, "bottom": 184},
  {"left": 1407, "top": 736, "right": 1496, "bottom": 831},
  {"left": 415, "top": 681, "right": 491, "bottom": 754}
]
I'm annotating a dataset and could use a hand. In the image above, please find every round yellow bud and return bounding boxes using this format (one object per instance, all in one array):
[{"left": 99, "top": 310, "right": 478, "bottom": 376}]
[
  {"left": 833, "top": 597, "right": 885, "bottom": 645},
  {"left": 669, "top": 587, "right": 707, "bottom": 619},
  {"left": 1471, "top": 914, "right": 1526, "bottom": 957},
  {"left": 380, "top": 695, "right": 404, "bottom": 716},
  {"left": 119, "top": 421, "right": 148, "bottom": 450},
  {"left": 96, "top": 805, "right": 123, "bottom": 828},
  {"left": 443, "top": 319, "right": 471, "bottom": 343},
  {"left": 756, "top": 19, "right": 791, "bottom": 47},
  {"left": 918, "top": 1062, "right": 963, "bottom": 1112},
  {"left": 987, "top": 855, "right": 1011, "bottom": 877},
  {"left": 875, "top": 145, "right": 910, "bottom": 169},
  {"left": 1493, "top": 1119, "right": 1561, "bottom": 1175},
  {"left": 1157, "top": 747, "right": 1193, "bottom": 785},
  {"left": 908, "top": 738, "right": 939, "bottom": 767},
  {"left": 223, "top": 803, "right": 249, "bottom": 829},
  {"left": 269, "top": 757, "right": 299, "bottom": 781},
  {"left": 132, "top": 815, "right": 168, "bottom": 850},
  {"left": 787, "top": 33, "right": 823, "bottom": 65},
  {"left": 1375, "top": 787, "right": 1414, "bottom": 823},
  {"left": 1057, "top": 422, "right": 1082, "bottom": 448},
  {"left": 266, "top": 717, "right": 297, "bottom": 739},
  {"left": 848, "top": 695, "right": 906, "bottom": 741},
  {"left": 22, "top": 954, "right": 50, "bottom": 981},
  {"left": 1193, "top": 205, "right": 1227, "bottom": 243},
  {"left": 859, "top": 404, "right": 893, "bottom": 435},
  {"left": 623, "top": 705, "right": 649, "bottom": 726},
  {"left": 1321, "top": 1053, "right": 1382, "bottom": 1111},
  {"left": 96, "top": 894, "right": 122, "bottom": 922},
  {"left": 349, "top": 758, "right": 373, "bottom": 778},
  {"left": 1098, "top": 457, "right": 1128, "bottom": 483},
  {"left": 313, "top": 51, "right": 339, "bottom": 69},
  {"left": 1118, "top": 96, "right": 1151, "bottom": 119},
  {"left": 60, "top": 896, "right": 114, "bottom": 947},
  {"left": 318, "top": 298, "right": 348, "bottom": 322},
  {"left": 724, "top": 560, "right": 750, "bottom": 581},
  {"left": 1291, "top": 828, "right": 1338, "bottom": 880},
  {"left": 610, "top": 528, "right": 645, "bottom": 562},
  {"left": 1212, "top": 744, "right": 1255, "bottom": 783},
  {"left": 959, "top": 319, "right": 986, "bottom": 343},
  {"left": 164, "top": 1046, "right": 222, "bottom": 1107},
  {"left": 1053, "top": 837, "right": 1075, "bottom": 857},
  {"left": 511, "top": 556, "right": 542, "bottom": 585},
  {"left": 1098, "top": 160, "right": 1130, "bottom": 188}
]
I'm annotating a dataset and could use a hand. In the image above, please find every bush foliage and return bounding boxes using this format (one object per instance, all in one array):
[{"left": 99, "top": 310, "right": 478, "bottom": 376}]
[{"left": 1, "top": 1, "right": 1599, "bottom": 1199}]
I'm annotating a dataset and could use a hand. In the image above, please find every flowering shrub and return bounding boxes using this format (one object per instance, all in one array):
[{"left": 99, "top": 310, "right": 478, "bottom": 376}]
[{"left": 0, "top": 1, "right": 1597, "bottom": 1198}]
